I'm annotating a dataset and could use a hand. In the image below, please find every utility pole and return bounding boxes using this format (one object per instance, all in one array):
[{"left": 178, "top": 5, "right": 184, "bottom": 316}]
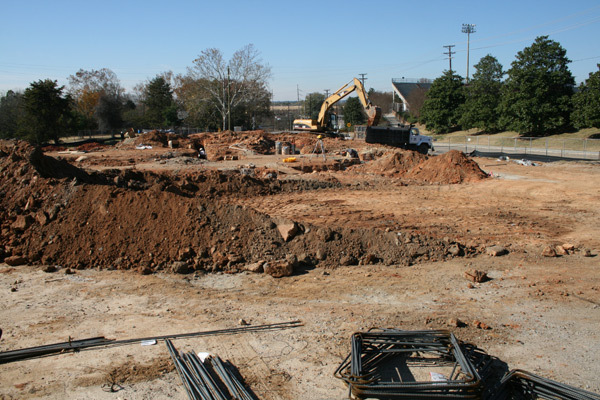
[
  {"left": 462, "top": 24, "right": 476, "bottom": 83},
  {"left": 443, "top": 45, "right": 456, "bottom": 72},
  {"left": 358, "top": 73, "right": 367, "bottom": 87},
  {"left": 297, "top": 84, "right": 301, "bottom": 117},
  {"left": 227, "top": 66, "right": 231, "bottom": 131},
  {"left": 324, "top": 89, "right": 330, "bottom": 98}
]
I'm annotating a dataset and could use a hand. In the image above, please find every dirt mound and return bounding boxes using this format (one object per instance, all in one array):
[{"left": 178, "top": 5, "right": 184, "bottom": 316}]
[
  {"left": 77, "top": 142, "right": 110, "bottom": 152},
  {"left": 404, "top": 150, "right": 488, "bottom": 184},
  {"left": 0, "top": 140, "right": 459, "bottom": 272},
  {"left": 1, "top": 139, "right": 104, "bottom": 183},
  {"left": 364, "top": 150, "right": 427, "bottom": 176},
  {"left": 41, "top": 144, "right": 67, "bottom": 152},
  {"left": 353, "top": 149, "right": 487, "bottom": 184},
  {"left": 133, "top": 130, "right": 178, "bottom": 147},
  {"left": 9, "top": 181, "right": 453, "bottom": 270}
]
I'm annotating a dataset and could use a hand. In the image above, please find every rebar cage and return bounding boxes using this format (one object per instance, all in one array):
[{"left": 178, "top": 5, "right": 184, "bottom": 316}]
[{"left": 334, "top": 329, "right": 483, "bottom": 399}]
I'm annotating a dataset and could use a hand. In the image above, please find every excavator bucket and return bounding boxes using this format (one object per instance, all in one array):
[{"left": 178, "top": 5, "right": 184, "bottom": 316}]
[{"left": 367, "top": 106, "right": 382, "bottom": 127}]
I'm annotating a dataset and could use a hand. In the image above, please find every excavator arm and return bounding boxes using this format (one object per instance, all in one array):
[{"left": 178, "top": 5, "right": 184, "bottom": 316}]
[
  {"left": 293, "top": 77, "right": 382, "bottom": 132},
  {"left": 316, "top": 78, "right": 382, "bottom": 128}
]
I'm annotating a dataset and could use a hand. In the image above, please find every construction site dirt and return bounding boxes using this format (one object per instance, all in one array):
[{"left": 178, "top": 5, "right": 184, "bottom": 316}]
[{"left": 0, "top": 131, "right": 599, "bottom": 399}]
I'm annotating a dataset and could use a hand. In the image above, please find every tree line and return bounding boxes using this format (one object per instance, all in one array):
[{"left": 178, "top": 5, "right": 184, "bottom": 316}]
[
  {"left": 0, "top": 44, "right": 272, "bottom": 144},
  {"left": 411, "top": 36, "right": 600, "bottom": 136}
]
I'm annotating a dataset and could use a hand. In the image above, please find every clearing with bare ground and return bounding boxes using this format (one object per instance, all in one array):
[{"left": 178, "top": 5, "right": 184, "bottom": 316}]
[{"left": 0, "top": 131, "right": 599, "bottom": 399}]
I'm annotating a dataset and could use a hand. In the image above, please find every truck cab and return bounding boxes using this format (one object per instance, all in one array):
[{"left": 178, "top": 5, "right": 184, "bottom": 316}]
[{"left": 409, "top": 127, "right": 434, "bottom": 153}]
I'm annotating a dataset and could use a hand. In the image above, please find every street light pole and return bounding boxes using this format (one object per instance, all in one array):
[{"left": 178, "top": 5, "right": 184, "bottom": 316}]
[{"left": 462, "top": 23, "right": 476, "bottom": 83}]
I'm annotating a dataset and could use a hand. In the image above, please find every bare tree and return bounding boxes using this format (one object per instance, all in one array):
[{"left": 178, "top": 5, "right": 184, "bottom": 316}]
[
  {"left": 367, "top": 89, "right": 394, "bottom": 113},
  {"left": 406, "top": 87, "right": 428, "bottom": 119},
  {"left": 187, "top": 44, "right": 271, "bottom": 131},
  {"left": 67, "top": 68, "right": 124, "bottom": 129},
  {"left": 67, "top": 68, "right": 124, "bottom": 100}
]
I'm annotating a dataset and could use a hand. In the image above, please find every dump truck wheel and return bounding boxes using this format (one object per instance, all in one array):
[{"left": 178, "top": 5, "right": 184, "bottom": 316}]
[{"left": 418, "top": 144, "right": 429, "bottom": 155}]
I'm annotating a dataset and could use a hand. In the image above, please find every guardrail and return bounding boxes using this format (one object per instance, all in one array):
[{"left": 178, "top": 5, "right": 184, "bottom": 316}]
[{"left": 434, "top": 135, "right": 600, "bottom": 161}]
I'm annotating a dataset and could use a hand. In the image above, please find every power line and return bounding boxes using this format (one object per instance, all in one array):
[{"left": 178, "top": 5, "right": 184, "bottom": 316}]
[
  {"left": 465, "top": 15, "right": 600, "bottom": 54},
  {"left": 468, "top": 4, "right": 600, "bottom": 46}
]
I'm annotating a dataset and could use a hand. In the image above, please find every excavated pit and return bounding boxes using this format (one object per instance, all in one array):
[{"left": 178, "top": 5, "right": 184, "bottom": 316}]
[{"left": 1, "top": 137, "right": 486, "bottom": 274}]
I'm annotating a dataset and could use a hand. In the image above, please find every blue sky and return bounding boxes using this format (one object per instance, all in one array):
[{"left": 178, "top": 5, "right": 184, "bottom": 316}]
[{"left": 1, "top": 0, "right": 599, "bottom": 101}]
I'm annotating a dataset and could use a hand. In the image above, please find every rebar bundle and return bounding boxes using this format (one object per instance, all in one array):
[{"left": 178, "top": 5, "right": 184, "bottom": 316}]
[{"left": 166, "top": 340, "right": 257, "bottom": 400}]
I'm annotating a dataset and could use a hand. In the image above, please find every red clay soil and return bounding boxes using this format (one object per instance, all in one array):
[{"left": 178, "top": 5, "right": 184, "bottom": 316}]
[
  {"left": 1, "top": 140, "right": 469, "bottom": 274},
  {"left": 360, "top": 150, "right": 428, "bottom": 176},
  {"left": 353, "top": 149, "right": 488, "bottom": 184},
  {"left": 76, "top": 142, "right": 111, "bottom": 152},
  {"left": 189, "top": 130, "right": 322, "bottom": 160},
  {"left": 404, "top": 150, "right": 488, "bottom": 184},
  {"left": 133, "top": 130, "right": 181, "bottom": 147}
]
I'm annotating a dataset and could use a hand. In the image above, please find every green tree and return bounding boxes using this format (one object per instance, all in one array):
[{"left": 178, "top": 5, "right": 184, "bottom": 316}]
[
  {"left": 459, "top": 55, "right": 504, "bottom": 132},
  {"left": 343, "top": 97, "right": 366, "bottom": 126},
  {"left": 144, "top": 76, "right": 177, "bottom": 127},
  {"left": 499, "top": 36, "right": 575, "bottom": 135},
  {"left": 0, "top": 90, "right": 24, "bottom": 139},
  {"left": 420, "top": 70, "right": 465, "bottom": 133},
  {"left": 304, "top": 92, "right": 325, "bottom": 120},
  {"left": 95, "top": 93, "right": 123, "bottom": 132},
  {"left": 174, "top": 75, "right": 220, "bottom": 131},
  {"left": 571, "top": 65, "right": 600, "bottom": 129},
  {"left": 121, "top": 97, "right": 146, "bottom": 130},
  {"left": 230, "top": 86, "right": 271, "bottom": 129},
  {"left": 19, "top": 79, "right": 72, "bottom": 144}
]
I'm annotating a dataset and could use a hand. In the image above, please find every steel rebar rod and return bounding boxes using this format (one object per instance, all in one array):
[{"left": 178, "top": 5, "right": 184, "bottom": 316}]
[{"left": 0, "top": 320, "right": 302, "bottom": 364}]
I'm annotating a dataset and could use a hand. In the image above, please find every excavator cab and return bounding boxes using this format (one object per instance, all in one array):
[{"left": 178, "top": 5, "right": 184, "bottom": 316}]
[{"left": 327, "top": 113, "right": 338, "bottom": 131}]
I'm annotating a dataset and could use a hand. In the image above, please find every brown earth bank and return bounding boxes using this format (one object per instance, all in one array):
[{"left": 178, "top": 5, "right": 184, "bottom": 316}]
[
  {"left": 1, "top": 132, "right": 599, "bottom": 399},
  {"left": 0, "top": 140, "right": 487, "bottom": 273}
]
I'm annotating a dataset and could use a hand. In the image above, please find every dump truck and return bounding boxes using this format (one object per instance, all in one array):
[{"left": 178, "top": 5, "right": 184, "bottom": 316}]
[
  {"left": 293, "top": 78, "right": 381, "bottom": 132},
  {"left": 365, "top": 124, "right": 434, "bottom": 154}
]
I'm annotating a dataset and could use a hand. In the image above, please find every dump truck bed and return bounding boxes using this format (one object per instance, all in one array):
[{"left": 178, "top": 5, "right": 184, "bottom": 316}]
[{"left": 365, "top": 126, "right": 411, "bottom": 147}]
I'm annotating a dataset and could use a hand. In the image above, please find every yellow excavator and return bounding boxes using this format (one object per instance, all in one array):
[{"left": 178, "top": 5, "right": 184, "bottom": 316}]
[{"left": 293, "top": 78, "right": 382, "bottom": 132}]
